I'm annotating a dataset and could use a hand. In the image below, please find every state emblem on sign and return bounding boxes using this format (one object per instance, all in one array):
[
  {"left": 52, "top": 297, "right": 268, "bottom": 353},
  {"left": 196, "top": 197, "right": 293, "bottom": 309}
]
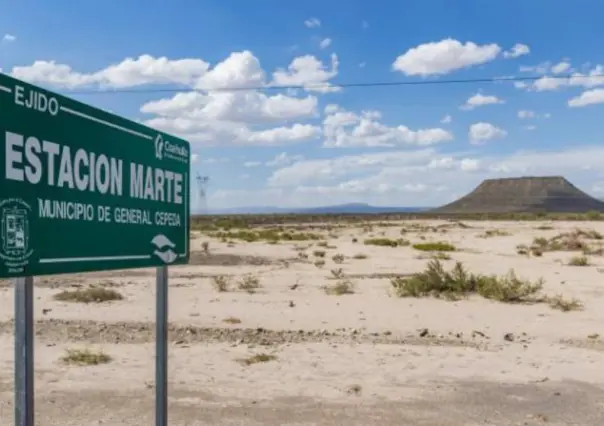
[{"left": 0, "top": 199, "right": 34, "bottom": 272}]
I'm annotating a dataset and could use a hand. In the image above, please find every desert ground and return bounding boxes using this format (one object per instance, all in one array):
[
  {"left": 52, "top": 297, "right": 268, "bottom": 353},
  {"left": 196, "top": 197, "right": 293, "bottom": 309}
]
[{"left": 1, "top": 218, "right": 604, "bottom": 425}]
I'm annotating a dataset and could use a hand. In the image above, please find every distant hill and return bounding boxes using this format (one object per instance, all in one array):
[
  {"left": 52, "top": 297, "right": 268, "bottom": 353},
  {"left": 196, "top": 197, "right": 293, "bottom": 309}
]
[
  {"left": 204, "top": 203, "right": 428, "bottom": 215},
  {"left": 432, "top": 176, "right": 604, "bottom": 213}
]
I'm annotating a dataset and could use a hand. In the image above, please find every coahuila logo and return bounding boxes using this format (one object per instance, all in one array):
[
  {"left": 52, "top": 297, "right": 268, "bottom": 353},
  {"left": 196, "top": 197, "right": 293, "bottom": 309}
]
[
  {"left": 0, "top": 198, "right": 34, "bottom": 273},
  {"left": 151, "top": 234, "right": 178, "bottom": 264},
  {"left": 154, "top": 135, "right": 164, "bottom": 160},
  {"left": 154, "top": 134, "right": 188, "bottom": 163}
]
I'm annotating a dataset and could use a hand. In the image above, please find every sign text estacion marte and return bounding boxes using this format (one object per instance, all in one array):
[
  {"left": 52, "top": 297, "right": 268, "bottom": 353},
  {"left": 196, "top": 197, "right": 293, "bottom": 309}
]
[{"left": 5, "top": 131, "right": 185, "bottom": 205}]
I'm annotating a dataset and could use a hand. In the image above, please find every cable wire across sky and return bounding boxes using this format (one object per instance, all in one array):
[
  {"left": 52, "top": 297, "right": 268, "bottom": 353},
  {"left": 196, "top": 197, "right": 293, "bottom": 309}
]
[{"left": 62, "top": 73, "right": 604, "bottom": 96}]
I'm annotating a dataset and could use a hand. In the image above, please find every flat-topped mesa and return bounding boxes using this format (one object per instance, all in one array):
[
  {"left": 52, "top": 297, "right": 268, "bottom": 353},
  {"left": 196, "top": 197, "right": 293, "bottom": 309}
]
[{"left": 432, "top": 176, "right": 604, "bottom": 213}]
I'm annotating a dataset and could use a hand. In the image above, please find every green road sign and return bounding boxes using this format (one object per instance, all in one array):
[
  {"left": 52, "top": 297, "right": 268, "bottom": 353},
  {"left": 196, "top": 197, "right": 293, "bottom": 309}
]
[{"left": 0, "top": 73, "right": 191, "bottom": 278}]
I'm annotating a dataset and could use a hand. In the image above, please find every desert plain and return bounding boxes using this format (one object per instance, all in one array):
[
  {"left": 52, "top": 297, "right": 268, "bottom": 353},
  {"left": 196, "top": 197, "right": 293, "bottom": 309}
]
[{"left": 1, "top": 218, "right": 604, "bottom": 425}]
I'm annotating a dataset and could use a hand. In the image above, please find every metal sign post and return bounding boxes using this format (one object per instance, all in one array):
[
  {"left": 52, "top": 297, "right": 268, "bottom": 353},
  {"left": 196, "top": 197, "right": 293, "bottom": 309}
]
[
  {"left": 155, "top": 266, "right": 168, "bottom": 426},
  {"left": 14, "top": 276, "right": 34, "bottom": 426}
]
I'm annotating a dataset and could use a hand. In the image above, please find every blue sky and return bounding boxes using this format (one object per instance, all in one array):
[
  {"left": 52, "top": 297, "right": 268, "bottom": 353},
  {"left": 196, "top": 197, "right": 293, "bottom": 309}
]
[{"left": 2, "top": 0, "right": 604, "bottom": 210}]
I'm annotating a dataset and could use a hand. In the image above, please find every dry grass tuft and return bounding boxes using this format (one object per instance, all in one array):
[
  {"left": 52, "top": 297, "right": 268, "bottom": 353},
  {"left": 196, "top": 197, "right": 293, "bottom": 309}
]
[
  {"left": 238, "top": 275, "right": 261, "bottom": 293},
  {"left": 352, "top": 253, "right": 368, "bottom": 259},
  {"left": 237, "top": 353, "right": 278, "bottom": 366},
  {"left": 53, "top": 287, "right": 123, "bottom": 304},
  {"left": 324, "top": 279, "right": 355, "bottom": 295},
  {"left": 568, "top": 255, "right": 590, "bottom": 266},
  {"left": 547, "top": 294, "right": 584, "bottom": 312},
  {"left": 61, "top": 348, "right": 112, "bottom": 366},
  {"left": 479, "top": 229, "right": 511, "bottom": 238},
  {"left": 212, "top": 275, "right": 231, "bottom": 292},
  {"left": 412, "top": 242, "right": 456, "bottom": 252},
  {"left": 222, "top": 316, "right": 242, "bottom": 324}
]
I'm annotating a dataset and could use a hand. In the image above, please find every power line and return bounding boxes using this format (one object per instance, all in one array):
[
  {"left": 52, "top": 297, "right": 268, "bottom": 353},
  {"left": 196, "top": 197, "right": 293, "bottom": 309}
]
[{"left": 64, "top": 73, "right": 604, "bottom": 96}]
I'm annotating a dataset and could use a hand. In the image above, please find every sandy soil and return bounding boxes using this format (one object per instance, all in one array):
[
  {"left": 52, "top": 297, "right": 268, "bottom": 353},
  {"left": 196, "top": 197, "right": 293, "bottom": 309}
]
[{"left": 1, "top": 220, "right": 604, "bottom": 425}]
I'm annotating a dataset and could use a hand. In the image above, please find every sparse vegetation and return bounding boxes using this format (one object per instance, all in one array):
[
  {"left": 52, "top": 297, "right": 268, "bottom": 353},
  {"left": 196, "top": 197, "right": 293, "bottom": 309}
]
[
  {"left": 530, "top": 229, "right": 603, "bottom": 254},
  {"left": 201, "top": 241, "right": 210, "bottom": 253},
  {"left": 390, "top": 260, "right": 544, "bottom": 304},
  {"left": 547, "top": 294, "right": 584, "bottom": 312},
  {"left": 332, "top": 253, "right": 345, "bottom": 264},
  {"left": 568, "top": 255, "right": 590, "bottom": 266},
  {"left": 238, "top": 275, "right": 261, "bottom": 293},
  {"left": 53, "top": 287, "right": 123, "bottom": 304},
  {"left": 222, "top": 316, "right": 242, "bottom": 324},
  {"left": 330, "top": 268, "right": 344, "bottom": 279},
  {"left": 314, "top": 259, "right": 326, "bottom": 268},
  {"left": 313, "top": 250, "right": 326, "bottom": 258},
  {"left": 61, "top": 348, "right": 112, "bottom": 366},
  {"left": 212, "top": 275, "right": 231, "bottom": 292},
  {"left": 363, "top": 238, "right": 410, "bottom": 247},
  {"left": 237, "top": 353, "right": 277, "bottom": 366},
  {"left": 207, "top": 229, "right": 321, "bottom": 243},
  {"left": 479, "top": 229, "right": 511, "bottom": 238},
  {"left": 412, "top": 242, "right": 456, "bottom": 252},
  {"left": 324, "top": 279, "right": 355, "bottom": 295},
  {"left": 352, "top": 253, "right": 368, "bottom": 259}
]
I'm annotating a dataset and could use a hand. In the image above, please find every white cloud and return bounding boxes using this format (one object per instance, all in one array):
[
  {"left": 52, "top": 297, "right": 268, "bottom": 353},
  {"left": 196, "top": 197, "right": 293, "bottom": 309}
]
[
  {"left": 525, "top": 125, "right": 537, "bottom": 131},
  {"left": 503, "top": 43, "right": 530, "bottom": 59},
  {"left": 460, "top": 93, "right": 504, "bottom": 110},
  {"left": 11, "top": 55, "right": 211, "bottom": 89},
  {"left": 441, "top": 115, "right": 452, "bottom": 124},
  {"left": 519, "top": 62, "right": 551, "bottom": 74},
  {"left": 213, "top": 144, "right": 604, "bottom": 208},
  {"left": 2, "top": 34, "right": 16, "bottom": 43},
  {"left": 322, "top": 105, "right": 453, "bottom": 148},
  {"left": 469, "top": 122, "right": 507, "bottom": 145},
  {"left": 266, "top": 152, "right": 304, "bottom": 167},
  {"left": 568, "top": 88, "right": 604, "bottom": 107},
  {"left": 518, "top": 110, "right": 535, "bottom": 119},
  {"left": 304, "top": 18, "right": 321, "bottom": 28},
  {"left": 244, "top": 161, "right": 262, "bottom": 167},
  {"left": 392, "top": 38, "right": 501, "bottom": 76},
  {"left": 319, "top": 38, "right": 332, "bottom": 49},
  {"left": 530, "top": 64, "right": 604, "bottom": 91},
  {"left": 191, "top": 153, "right": 200, "bottom": 163},
  {"left": 551, "top": 61, "right": 571, "bottom": 74},
  {"left": 268, "top": 149, "right": 438, "bottom": 187},
  {"left": 271, "top": 53, "right": 340, "bottom": 93}
]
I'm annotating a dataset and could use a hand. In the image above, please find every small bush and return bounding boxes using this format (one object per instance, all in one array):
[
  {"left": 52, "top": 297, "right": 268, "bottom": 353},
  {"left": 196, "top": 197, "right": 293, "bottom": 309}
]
[
  {"left": 412, "top": 242, "right": 456, "bottom": 252},
  {"left": 201, "top": 241, "right": 210, "bottom": 253},
  {"left": 238, "top": 275, "right": 261, "bottom": 293},
  {"left": 324, "top": 279, "right": 355, "bottom": 295},
  {"left": 390, "top": 260, "right": 543, "bottom": 304},
  {"left": 237, "top": 353, "right": 277, "bottom": 366},
  {"left": 364, "top": 238, "right": 399, "bottom": 247},
  {"left": 61, "top": 348, "right": 112, "bottom": 366},
  {"left": 53, "top": 288, "right": 123, "bottom": 304},
  {"left": 568, "top": 255, "right": 589, "bottom": 266},
  {"left": 313, "top": 250, "right": 326, "bottom": 258},
  {"left": 332, "top": 253, "right": 345, "bottom": 264},
  {"left": 547, "top": 295, "right": 584, "bottom": 312},
  {"left": 353, "top": 253, "right": 368, "bottom": 259},
  {"left": 212, "top": 276, "right": 231, "bottom": 292},
  {"left": 479, "top": 229, "right": 511, "bottom": 238},
  {"left": 314, "top": 259, "right": 326, "bottom": 268},
  {"left": 330, "top": 268, "right": 344, "bottom": 279},
  {"left": 222, "top": 316, "right": 242, "bottom": 324}
]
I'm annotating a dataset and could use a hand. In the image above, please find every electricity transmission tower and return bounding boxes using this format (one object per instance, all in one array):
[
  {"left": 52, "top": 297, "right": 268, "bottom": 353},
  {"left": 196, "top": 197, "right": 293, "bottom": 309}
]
[{"left": 195, "top": 174, "right": 210, "bottom": 214}]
